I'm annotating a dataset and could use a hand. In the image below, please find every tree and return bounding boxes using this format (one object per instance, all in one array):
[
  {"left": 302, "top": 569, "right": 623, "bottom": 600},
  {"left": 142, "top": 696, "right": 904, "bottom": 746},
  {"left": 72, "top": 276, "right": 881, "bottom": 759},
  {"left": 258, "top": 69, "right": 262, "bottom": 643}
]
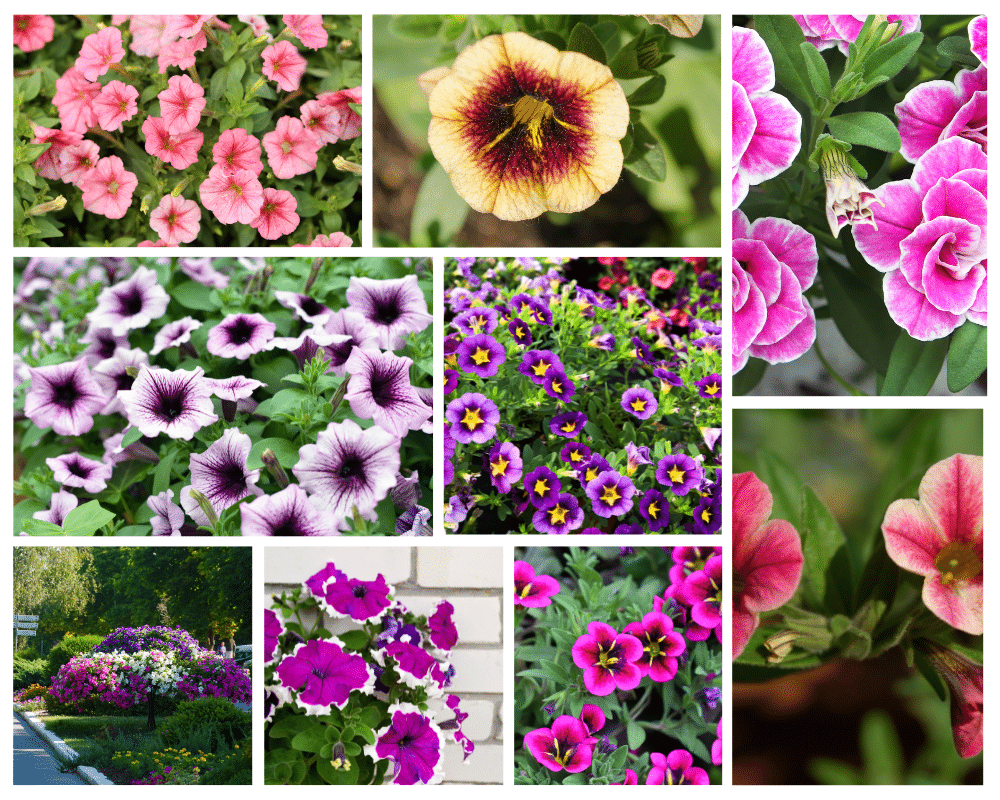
[{"left": 13, "top": 547, "right": 95, "bottom": 651}]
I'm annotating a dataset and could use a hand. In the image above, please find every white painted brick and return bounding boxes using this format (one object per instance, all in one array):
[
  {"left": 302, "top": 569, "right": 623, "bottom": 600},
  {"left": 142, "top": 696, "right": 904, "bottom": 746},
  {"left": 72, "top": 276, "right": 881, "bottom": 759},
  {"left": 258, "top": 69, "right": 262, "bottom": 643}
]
[
  {"left": 417, "top": 547, "right": 503, "bottom": 588},
  {"left": 443, "top": 743, "right": 503, "bottom": 784},
  {"left": 396, "top": 594, "right": 501, "bottom": 644},
  {"left": 458, "top": 699, "right": 495, "bottom": 740},
  {"left": 448, "top": 649, "right": 503, "bottom": 693},
  {"left": 265, "top": 547, "right": 412, "bottom": 585}
]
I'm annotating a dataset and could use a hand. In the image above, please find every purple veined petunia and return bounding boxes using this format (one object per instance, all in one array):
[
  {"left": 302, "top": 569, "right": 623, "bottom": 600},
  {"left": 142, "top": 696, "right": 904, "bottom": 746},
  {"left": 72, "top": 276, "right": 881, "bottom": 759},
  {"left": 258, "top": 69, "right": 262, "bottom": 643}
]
[
  {"left": 646, "top": 749, "right": 709, "bottom": 785},
  {"left": 585, "top": 469, "right": 635, "bottom": 518},
  {"left": 550, "top": 411, "right": 587, "bottom": 438},
  {"left": 149, "top": 316, "right": 202, "bottom": 356},
  {"left": 445, "top": 392, "right": 499, "bottom": 444},
  {"left": 267, "top": 328, "right": 348, "bottom": 371},
  {"left": 275, "top": 637, "right": 375, "bottom": 715},
  {"left": 206, "top": 313, "right": 277, "bottom": 359},
  {"left": 324, "top": 572, "right": 394, "bottom": 623},
  {"left": 273, "top": 290, "right": 333, "bottom": 327},
  {"left": 183, "top": 428, "right": 264, "bottom": 524},
  {"left": 487, "top": 441, "right": 522, "bottom": 494},
  {"left": 523, "top": 715, "right": 595, "bottom": 773},
  {"left": 514, "top": 560, "right": 560, "bottom": 607},
  {"left": 204, "top": 375, "right": 266, "bottom": 404},
  {"left": 264, "top": 608, "right": 284, "bottom": 663},
  {"left": 639, "top": 488, "right": 670, "bottom": 532},
  {"left": 571, "top": 620, "right": 643, "bottom": 696},
  {"left": 655, "top": 453, "right": 704, "bottom": 496},
  {"left": 45, "top": 452, "right": 112, "bottom": 494},
  {"left": 456, "top": 333, "right": 506, "bottom": 378},
  {"left": 292, "top": 418, "right": 402, "bottom": 524},
  {"left": 524, "top": 465, "right": 562, "bottom": 510},
  {"left": 80, "top": 325, "right": 130, "bottom": 366},
  {"left": 33, "top": 490, "right": 78, "bottom": 527},
  {"left": 89, "top": 266, "right": 169, "bottom": 336},
  {"left": 367, "top": 702, "right": 445, "bottom": 784},
  {"left": 508, "top": 316, "right": 533, "bottom": 346},
  {"left": 241, "top": 484, "right": 341, "bottom": 536},
  {"left": 428, "top": 600, "right": 458, "bottom": 651},
  {"left": 620, "top": 386, "right": 657, "bottom": 419},
  {"left": 345, "top": 274, "right": 432, "bottom": 350},
  {"left": 453, "top": 306, "right": 499, "bottom": 335},
  {"left": 343, "top": 349, "right": 432, "bottom": 437},
  {"left": 543, "top": 370, "right": 575, "bottom": 402},
  {"left": 304, "top": 561, "right": 346, "bottom": 599},
  {"left": 881, "top": 454, "right": 983, "bottom": 635},
  {"left": 118, "top": 365, "right": 218, "bottom": 440},
  {"left": 92, "top": 347, "right": 149, "bottom": 415},
  {"left": 318, "top": 308, "right": 381, "bottom": 376},
  {"left": 517, "top": 349, "right": 564, "bottom": 385},
  {"left": 147, "top": 489, "right": 184, "bottom": 536},
  {"left": 680, "top": 554, "right": 723, "bottom": 640},
  {"left": 559, "top": 442, "right": 591, "bottom": 468},
  {"left": 25, "top": 359, "right": 107, "bottom": 436},
  {"left": 532, "top": 492, "right": 584, "bottom": 535},
  {"left": 623, "top": 611, "right": 687, "bottom": 682}
]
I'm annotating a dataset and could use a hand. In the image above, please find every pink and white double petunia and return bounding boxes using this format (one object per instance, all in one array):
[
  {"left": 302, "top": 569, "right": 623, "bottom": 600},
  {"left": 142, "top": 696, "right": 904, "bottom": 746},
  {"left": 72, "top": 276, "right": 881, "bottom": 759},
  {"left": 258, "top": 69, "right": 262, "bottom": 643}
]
[
  {"left": 794, "top": 15, "right": 921, "bottom": 55},
  {"left": 732, "top": 27, "right": 801, "bottom": 209},
  {"left": 881, "top": 454, "right": 983, "bottom": 635},
  {"left": 895, "top": 66, "right": 986, "bottom": 164},
  {"left": 853, "top": 137, "right": 986, "bottom": 340}
]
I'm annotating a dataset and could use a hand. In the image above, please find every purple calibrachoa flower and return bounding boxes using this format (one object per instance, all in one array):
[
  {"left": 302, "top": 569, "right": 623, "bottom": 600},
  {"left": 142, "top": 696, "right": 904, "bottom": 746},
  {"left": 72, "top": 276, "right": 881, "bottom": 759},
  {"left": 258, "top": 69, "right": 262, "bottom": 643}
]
[
  {"left": 206, "top": 312, "right": 276, "bottom": 359},
  {"left": 264, "top": 608, "right": 284, "bottom": 663},
  {"left": 445, "top": 392, "right": 499, "bottom": 444},
  {"left": 25, "top": 359, "right": 107, "bottom": 436},
  {"left": 524, "top": 465, "right": 562, "bottom": 510},
  {"left": 656, "top": 454, "right": 703, "bottom": 496},
  {"left": 487, "top": 441, "right": 522, "bottom": 494},
  {"left": 550, "top": 411, "right": 587, "bottom": 438},
  {"left": 579, "top": 704, "right": 605, "bottom": 735},
  {"left": 543, "top": 370, "right": 575, "bottom": 402},
  {"left": 624, "top": 442, "right": 651, "bottom": 474},
  {"left": 443, "top": 368, "right": 458, "bottom": 395},
  {"left": 524, "top": 716, "right": 595, "bottom": 774},
  {"left": 517, "top": 349, "right": 563, "bottom": 385},
  {"left": 456, "top": 332, "right": 506, "bottom": 378},
  {"left": 694, "top": 373, "right": 722, "bottom": 399},
  {"left": 241, "top": 484, "right": 339, "bottom": 536},
  {"left": 532, "top": 492, "right": 584, "bottom": 535},
  {"left": 639, "top": 488, "right": 670, "bottom": 532},
  {"left": 345, "top": 275, "right": 433, "bottom": 350},
  {"left": 579, "top": 453, "right": 611, "bottom": 485},
  {"left": 732, "top": 26, "right": 802, "bottom": 209},
  {"left": 571, "top": 621, "right": 643, "bottom": 696},
  {"left": 293, "top": 419, "right": 401, "bottom": 524},
  {"left": 150, "top": 316, "right": 202, "bottom": 355},
  {"left": 428, "top": 600, "right": 458, "bottom": 652},
  {"left": 853, "top": 137, "right": 986, "bottom": 340},
  {"left": 453, "top": 306, "right": 498, "bottom": 335},
  {"left": 514, "top": 560, "right": 560, "bottom": 607},
  {"left": 324, "top": 573, "right": 394, "bottom": 622},
  {"left": 646, "top": 749, "right": 709, "bottom": 785},
  {"left": 620, "top": 386, "right": 657, "bottom": 419},
  {"left": 89, "top": 266, "right": 169, "bottom": 335},
  {"left": 623, "top": 611, "right": 686, "bottom": 682},
  {"left": 276, "top": 638, "right": 374, "bottom": 714},
  {"left": 586, "top": 469, "right": 635, "bottom": 518},
  {"left": 508, "top": 317, "right": 533, "bottom": 345},
  {"left": 343, "top": 349, "right": 431, "bottom": 437},
  {"left": 46, "top": 452, "right": 112, "bottom": 494},
  {"left": 33, "top": 490, "right": 78, "bottom": 527},
  {"left": 118, "top": 366, "right": 218, "bottom": 440},
  {"left": 732, "top": 209, "right": 818, "bottom": 374},
  {"left": 147, "top": 490, "right": 184, "bottom": 536},
  {"left": 559, "top": 442, "right": 591, "bottom": 468},
  {"left": 692, "top": 494, "right": 722, "bottom": 535}
]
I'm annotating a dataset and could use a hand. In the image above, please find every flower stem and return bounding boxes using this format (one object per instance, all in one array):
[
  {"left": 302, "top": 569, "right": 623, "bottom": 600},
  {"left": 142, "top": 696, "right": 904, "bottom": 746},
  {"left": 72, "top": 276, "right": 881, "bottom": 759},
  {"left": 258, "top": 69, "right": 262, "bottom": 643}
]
[{"left": 813, "top": 339, "right": 867, "bottom": 396}]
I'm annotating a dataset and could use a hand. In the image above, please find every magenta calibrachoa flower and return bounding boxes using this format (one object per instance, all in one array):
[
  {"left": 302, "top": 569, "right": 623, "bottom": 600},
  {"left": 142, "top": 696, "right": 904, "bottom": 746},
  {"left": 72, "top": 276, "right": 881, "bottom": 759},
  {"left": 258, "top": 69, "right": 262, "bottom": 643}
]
[
  {"left": 445, "top": 392, "right": 499, "bottom": 444},
  {"left": 881, "top": 454, "right": 983, "bottom": 635},
  {"left": 623, "top": 611, "right": 686, "bottom": 682},
  {"left": 523, "top": 715, "right": 596, "bottom": 773},
  {"left": 895, "top": 66, "right": 986, "bottom": 164},
  {"left": 514, "top": 560, "right": 561, "bottom": 607},
  {"left": 276, "top": 637, "right": 374, "bottom": 714},
  {"left": 680, "top": 554, "right": 723, "bottom": 641},
  {"left": 646, "top": 749, "right": 709, "bottom": 785},
  {"left": 571, "top": 621, "right": 643, "bottom": 696},
  {"left": 24, "top": 359, "right": 107, "bottom": 436},
  {"left": 367, "top": 702, "right": 445, "bottom": 785}
]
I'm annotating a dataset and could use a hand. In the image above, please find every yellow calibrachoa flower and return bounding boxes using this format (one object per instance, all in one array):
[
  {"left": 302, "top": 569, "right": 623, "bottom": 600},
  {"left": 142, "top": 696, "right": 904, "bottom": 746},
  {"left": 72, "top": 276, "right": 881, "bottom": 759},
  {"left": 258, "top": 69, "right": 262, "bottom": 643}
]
[{"left": 421, "top": 32, "right": 629, "bottom": 221}]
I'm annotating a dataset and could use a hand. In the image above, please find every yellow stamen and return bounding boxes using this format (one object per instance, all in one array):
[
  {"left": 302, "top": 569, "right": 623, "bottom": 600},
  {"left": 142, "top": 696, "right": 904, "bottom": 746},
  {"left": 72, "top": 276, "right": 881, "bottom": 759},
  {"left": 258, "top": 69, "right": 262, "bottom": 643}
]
[
  {"left": 935, "top": 542, "right": 982, "bottom": 585},
  {"left": 461, "top": 407, "right": 484, "bottom": 429},
  {"left": 549, "top": 505, "right": 569, "bottom": 525},
  {"left": 600, "top": 484, "right": 622, "bottom": 506},
  {"left": 533, "top": 478, "right": 549, "bottom": 496},
  {"left": 667, "top": 465, "right": 686, "bottom": 484},
  {"left": 470, "top": 346, "right": 491, "bottom": 365},
  {"left": 491, "top": 455, "right": 509, "bottom": 477}
]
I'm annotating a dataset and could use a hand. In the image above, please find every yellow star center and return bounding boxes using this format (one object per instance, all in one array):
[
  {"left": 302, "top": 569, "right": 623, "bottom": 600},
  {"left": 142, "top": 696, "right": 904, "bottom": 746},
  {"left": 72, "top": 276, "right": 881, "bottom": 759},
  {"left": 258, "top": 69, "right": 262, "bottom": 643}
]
[
  {"left": 600, "top": 484, "right": 622, "bottom": 506},
  {"left": 648, "top": 502, "right": 659, "bottom": 519},
  {"left": 533, "top": 478, "right": 549, "bottom": 496},
  {"left": 461, "top": 407, "right": 484, "bottom": 429},
  {"left": 667, "top": 465, "right": 687, "bottom": 484},
  {"left": 585, "top": 467, "right": 599, "bottom": 482},
  {"left": 531, "top": 361, "right": 550, "bottom": 377},
  {"left": 549, "top": 505, "right": 569, "bottom": 525},
  {"left": 700, "top": 507, "right": 712, "bottom": 523},
  {"left": 491, "top": 455, "right": 509, "bottom": 477},
  {"left": 631, "top": 398, "right": 647, "bottom": 413},
  {"left": 514, "top": 326, "right": 525, "bottom": 339},
  {"left": 551, "top": 380, "right": 562, "bottom": 393},
  {"left": 569, "top": 450, "right": 584, "bottom": 463},
  {"left": 561, "top": 422, "right": 576, "bottom": 433},
  {"left": 704, "top": 382, "right": 720, "bottom": 396},
  {"left": 471, "top": 346, "right": 491, "bottom": 365}
]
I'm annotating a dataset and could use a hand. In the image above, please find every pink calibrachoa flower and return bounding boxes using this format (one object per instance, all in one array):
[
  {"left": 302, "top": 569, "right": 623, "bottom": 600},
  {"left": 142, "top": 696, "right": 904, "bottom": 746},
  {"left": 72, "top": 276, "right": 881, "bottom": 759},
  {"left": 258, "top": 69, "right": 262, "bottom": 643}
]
[
  {"left": 149, "top": 194, "right": 201, "bottom": 245},
  {"left": 212, "top": 128, "right": 263, "bottom": 176},
  {"left": 513, "top": 561, "right": 560, "bottom": 607},
  {"left": 969, "top": 16, "right": 987, "bottom": 67},
  {"left": 76, "top": 26, "right": 126, "bottom": 81},
  {"left": 283, "top": 14, "right": 327, "bottom": 49},
  {"left": 646, "top": 749, "right": 709, "bottom": 785},
  {"left": 251, "top": 188, "right": 299, "bottom": 240},
  {"left": 895, "top": 66, "right": 986, "bottom": 164},
  {"left": 53, "top": 67, "right": 101, "bottom": 133},
  {"left": 523, "top": 716, "right": 595, "bottom": 773},
  {"left": 732, "top": 209, "right": 818, "bottom": 373},
  {"left": 915, "top": 638, "right": 983, "bottom": 758},
  {"left": 92, "top": 80, "right": 138, "bottom": 132},
  {"left": 198, "top": 165, "right": 265, "bottom": 225},
  {"left": 881, "top": 454, "right": 983, "bottom": 635},
  {"left": 262, "top": 116, "right": 322, "bottom": 179},
  {"left": 14, "top": 15, "right": 55, "bottom": 52},
  {"left": 142, "top": 116, "right": 204, "bottom": 170},
  {"left": 853, "top": 137, "right": 986, "bottom": 340},
  {"left": 80, "top": 156, "right": 138, "bottom": 219},
  {"left": 31, "top": 126, "right": 82, "bottom": 180},
  {"left": 794, "top": 15, "right": 922, "bottom": 56},
  {"left": 316, "top": 87, "right": 362, "bottom": 140},
  {"left": 571, "top": 621, "right": 643, "bottom": 696},
  {"left": 732, "top": 27, "right": 802, "bottom": 209},
  {"left": 732, "top": 472, "right": 804, "bottom": 658},
  {"left": 261, "top": 40, "right": 307, "bottom": 92},
  {"left": 623, "top": 611, "right": 686, "bottom": 682},
  {"left": 158, "top": 74, "right": 206, "bottom": 134},
  {"left": 57, "top": 141, "right": 100, "bottom": 185}
]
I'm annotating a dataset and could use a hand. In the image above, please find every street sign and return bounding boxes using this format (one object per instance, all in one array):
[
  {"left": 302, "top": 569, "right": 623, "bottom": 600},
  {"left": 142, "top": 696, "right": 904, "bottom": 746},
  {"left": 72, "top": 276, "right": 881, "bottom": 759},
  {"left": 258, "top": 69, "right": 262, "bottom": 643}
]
[
  {"left": 15, "top": 629, "right": 37, "bottom": 636},
  {"left": 13, "top": 615, "right": 39, "bottom": 621}
]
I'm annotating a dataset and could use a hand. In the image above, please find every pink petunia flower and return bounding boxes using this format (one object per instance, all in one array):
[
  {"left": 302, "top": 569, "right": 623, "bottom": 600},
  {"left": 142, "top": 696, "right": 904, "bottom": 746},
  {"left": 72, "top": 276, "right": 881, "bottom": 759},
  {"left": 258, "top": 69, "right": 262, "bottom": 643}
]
[
  {"left": 293, "top": 232, "right": 353, "bottom": 247},
  {"left": 262, "top": 116, "right": 322, "bottom": 179},
  {"left": 76, "top": 26, "right": 126, "bottom": 81},
  {"left": 127, "top": 15, "right": 176, "bottom": 57},
  {"left": 915, "top": 638, "right": 983, "bottom": 758},
  {"left": 895, "top": 66, "right": 986, "bottom": 164},
  {"left": 969, "top": 16, "right": 987, "bottom": 67},
  {"left": 79, "top": 156, "right": 138, "bottom": 219},
  {"left": 794, "top": 15, "right": 921, "bottom": 56},
  {"left": 282, "top": 15, "right": 327, "bottom": 49},
  {"left": 14, "top": 15, "right": 55, "bottom": 52},
  {"left": 732, "top": 27, "right": 801, "bottom": 209},
  {"left": 198, "top": 165, "right": 264, "bottom": 225},
  {"left": 300, "top": 99, "right": 345, "bottom": 145},
  {"left": 316, "top": 87, "right": 362, "bottom": 140},
  {"left": 92, "top": 80, "right": 139, "bottom": 132},
  {"left": 238, "top": 15, "right": 271, "bottom": 39},
  {"left": 881, "top": 454, "right": 983, "bottom": 635},
  {"left": 261, "top": 40, "right": 307, "bottom": 92},
  {"left": 732, "top": 471, "right": 804, "bottom": 659},
  {"left": 732, "top": 209, "right": 818, "bottom": 373},
  {"left": 31, "top": 126, "right": 83, "bottom": 180},
  {"left": 157, "top": 31, "right": 206, "bottom": 74},
  {"left": 53, "top": 67, "right": 101, "bottom": 133},
  {"left": 142, "top": 116, "right": 204, "bottom": 170},
  {"left": 212, "top": 128, "right": 263, "bottom": 176},
  {"left": 57, "top": 141, "right": 100, "bottom": 185},
  {"left": 149, "top": 194, "right": 201, "bottom": 245},
  {"left": 165, "top": 15, "right": 212, "bottom": 39},
  {"left": 571, "top": 621, "right": 643, "bottom": 695},
  {"left": 250, "top": 188, "right": 299, "bottom": 240},
  {"left": 157, "top": 74, "right": 206, "bottom": 134}
]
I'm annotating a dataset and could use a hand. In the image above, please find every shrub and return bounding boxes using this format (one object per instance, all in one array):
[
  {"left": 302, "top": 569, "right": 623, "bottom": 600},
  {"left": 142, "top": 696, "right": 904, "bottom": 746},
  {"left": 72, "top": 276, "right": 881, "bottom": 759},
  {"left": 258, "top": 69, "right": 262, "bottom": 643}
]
[
  {"left": 14, "top": 656, "right": 50, "bottom": 689},
  {"left": 199, "top": 740, "right": 251, "bottom": 785},
  {"left": 46, "top": 634, "right": 105, "bottom": 678},
  {"left": 157, "top": 698, "right": 251, "bottom": 752}
]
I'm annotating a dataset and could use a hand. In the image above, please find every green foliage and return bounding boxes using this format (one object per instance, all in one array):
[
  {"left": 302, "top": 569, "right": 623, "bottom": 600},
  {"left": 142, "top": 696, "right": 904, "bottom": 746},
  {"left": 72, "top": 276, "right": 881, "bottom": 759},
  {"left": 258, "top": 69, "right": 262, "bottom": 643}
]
[
  {"left": 46, "top": 634, "right": 106, "bottom": 678},
  {"left": 14, "top": 657, "right": 50, "bottom": 690},
  {"left": 157, "top": 699, "right": 251, "bottom": 752}
]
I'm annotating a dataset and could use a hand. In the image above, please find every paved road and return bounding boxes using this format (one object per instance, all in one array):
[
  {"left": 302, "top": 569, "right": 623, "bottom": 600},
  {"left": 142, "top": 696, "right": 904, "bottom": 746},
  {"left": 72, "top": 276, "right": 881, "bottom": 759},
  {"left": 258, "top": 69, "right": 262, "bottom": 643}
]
[{"left": 13, "top": 713, "right": 87, "bottom": 785}]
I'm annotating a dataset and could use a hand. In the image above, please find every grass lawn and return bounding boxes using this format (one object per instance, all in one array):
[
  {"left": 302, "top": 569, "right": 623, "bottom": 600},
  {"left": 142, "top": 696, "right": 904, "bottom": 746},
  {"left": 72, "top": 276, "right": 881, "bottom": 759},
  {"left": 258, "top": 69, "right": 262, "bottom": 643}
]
[{"left": 41, "top": 715, "right": 155, "bottom": 783}]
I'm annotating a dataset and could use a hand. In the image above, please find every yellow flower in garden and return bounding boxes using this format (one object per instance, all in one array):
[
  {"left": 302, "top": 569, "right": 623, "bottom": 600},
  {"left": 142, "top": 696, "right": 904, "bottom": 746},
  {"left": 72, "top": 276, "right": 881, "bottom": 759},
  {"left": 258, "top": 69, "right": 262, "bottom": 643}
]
[{"left": 421, "top": 32, "right": 629, "bottom": 221}]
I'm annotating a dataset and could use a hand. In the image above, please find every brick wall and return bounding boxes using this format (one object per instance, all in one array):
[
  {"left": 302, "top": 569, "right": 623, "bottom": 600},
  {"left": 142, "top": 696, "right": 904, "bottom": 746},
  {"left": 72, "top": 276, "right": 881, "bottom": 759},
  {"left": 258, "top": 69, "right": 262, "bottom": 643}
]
[{"left": 264, "top": 545, "right": 503, "bottom": 785}]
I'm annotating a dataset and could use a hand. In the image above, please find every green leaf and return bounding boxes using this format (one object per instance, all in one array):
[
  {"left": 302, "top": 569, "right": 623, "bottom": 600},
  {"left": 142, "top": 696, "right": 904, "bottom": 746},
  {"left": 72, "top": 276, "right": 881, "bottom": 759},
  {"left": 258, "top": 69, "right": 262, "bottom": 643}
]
[
  {"left": 880, "top": 333, "right": 948, "bottom": 396},
  {"left": 753, "top": 450, "right": 804, "bottom": 533},
  {"left": 947, "top": 321, "right": 986, "bottom": 392},
  {"left": 626, "top": 74, "right": 666, "bottom": 107},
  {"left": 827, "top": 112, "right": 901, "bottom": 152},
  {"left": 861, "top": 32, "right": 923, "bottom": 83},
  {"left": 625, "top": 719, "right": 645, "bottom": 750},
  {"left": 291, "top": 725, "right": 331, "bottom": 754},
  {"left": 936, "top": 35, "right": 979, "bottom": 69},
  {"left": 152, "top": 447, "right": 179, "bottom": 496},
  {"left": 389, "top": 15, "right": 443, "bottom": 39},
  {"left": 859, "top": 710, "right": 903, "bottom": 784},
  {"left": 60, "top": 500, "right": 115, "bottom": 535},
  {"left": 410, "top": 161, "right": 470, "bottom": 247},
  {"left": 565, "top": 23, "right": 606, "bottom": 65},
  {"left": 120, "top": 426, "right": 144, "bottom": 449},
  {"left": 809, "top": 757, "right": 863, "bottom": 784},
  {"left": 171, "top": 280, "right": 217, "bottom": 311},
  {"left": 248, "top": 437, "right": 302, "bottom": 469},
  {"left": 733, "top": 357, "right": 766, "bottom": 395},
  {"left": 799, "top": 485, "right": 851, "bottom": 614},
  {"left": 800, "top": 42, "right": 832, "bottom": 99},
  {"left": 539, "top": 659, "right": 569, "bottom": 683},
  {"left": 622, "top": 121, "right": 666, "bottom": 182},
  {"left": 754, "top": 15, "right": 814, "bottom": 107}
]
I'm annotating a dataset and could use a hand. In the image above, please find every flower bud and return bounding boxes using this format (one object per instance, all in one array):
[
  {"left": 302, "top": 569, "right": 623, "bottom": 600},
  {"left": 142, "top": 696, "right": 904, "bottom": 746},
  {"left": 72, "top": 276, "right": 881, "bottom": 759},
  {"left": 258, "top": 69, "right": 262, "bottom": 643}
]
[
  {"left": 915, "top": 639, "right": 983, "bottom": 758},
  {"left": 188, "top": 489, "right": 219, "bottom": 529},
  {"left": 261, "top": 448, "right": 289, "bottom": 489},
  {"left": 25, "top": 196, "right": 67, "bottom": 216},
  {"left": 820, "top": 143, "right": 883, "bottom": 236}
]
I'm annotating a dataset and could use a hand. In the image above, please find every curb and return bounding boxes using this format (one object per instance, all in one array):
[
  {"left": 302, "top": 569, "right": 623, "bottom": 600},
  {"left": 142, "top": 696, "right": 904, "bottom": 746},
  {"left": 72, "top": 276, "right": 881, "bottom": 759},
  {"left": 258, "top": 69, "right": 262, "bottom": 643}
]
[{"left": 14, "top": 709, "right": 116, "bottom": 785}]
